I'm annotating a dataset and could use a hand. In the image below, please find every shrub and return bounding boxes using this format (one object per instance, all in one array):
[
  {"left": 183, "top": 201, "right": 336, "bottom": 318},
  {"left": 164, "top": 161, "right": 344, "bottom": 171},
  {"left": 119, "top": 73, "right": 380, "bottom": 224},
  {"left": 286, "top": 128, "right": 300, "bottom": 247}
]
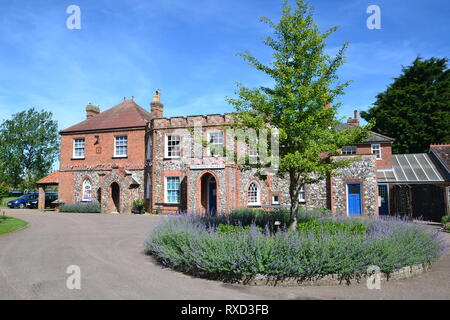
[
  {"left": 297, "top": 219, "right": 367, "bottom": 236},
  {"left": 145, "top": 211, "right": 446, "bottom": 277},
  {"left": 60, "top": 202, "right": 101, "bottom": 213},
  {"left": 441, "top": 216, "right": 450, "bottom": 225}
]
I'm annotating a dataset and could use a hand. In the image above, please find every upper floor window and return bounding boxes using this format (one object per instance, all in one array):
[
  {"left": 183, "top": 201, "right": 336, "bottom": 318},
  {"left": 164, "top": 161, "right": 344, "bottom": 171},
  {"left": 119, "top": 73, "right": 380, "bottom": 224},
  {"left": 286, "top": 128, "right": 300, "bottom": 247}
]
[
  {"left": 208, "top": 131, "right": 224, "bottom": 157},
  {"left": 248, "top": 142, "right": 258, "bottom": 158},
  {"left": 247, "top": 182, "right": 260, "bottom": 206},
  {"left": 82, "top": 179, "right": 92, "bottom": 202},
  {"left": 73, "top": 138, "right": 85, "bottom": 159},
  {"left": 114, "top": 136, "right": 128, "bottom": 157},
  {"left": 298, "top": 184, "right": 306, "bottom": 203},
  {"left": 165, "top": 134, "right": 181, "bottom": 158},
  {"left": 371, "top": 144, "right": 382, "bottom": 160},
  {"left": 165, "top": 176, "right": 181, "bottom": 204},
  {"left": 342, "top": 146, "right": 357, "bottom": 155}
]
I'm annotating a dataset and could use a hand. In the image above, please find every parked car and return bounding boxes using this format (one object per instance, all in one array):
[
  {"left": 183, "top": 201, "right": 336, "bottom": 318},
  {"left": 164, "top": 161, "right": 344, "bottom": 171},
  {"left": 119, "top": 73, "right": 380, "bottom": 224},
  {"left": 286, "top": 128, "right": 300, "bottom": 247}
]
[
  {"left": 7, "top": 194, "right": 38, "bottom": 209},
  {"left": 26, "top": 194, "right": 58, "bottom": 209}
]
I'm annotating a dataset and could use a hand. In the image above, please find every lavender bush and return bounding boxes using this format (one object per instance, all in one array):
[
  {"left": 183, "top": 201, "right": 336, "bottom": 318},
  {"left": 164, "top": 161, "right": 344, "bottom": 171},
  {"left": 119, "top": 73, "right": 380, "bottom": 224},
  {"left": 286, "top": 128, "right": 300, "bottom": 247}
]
[{"left": 145, "top": 210, "right": 446, "bottom": 277}]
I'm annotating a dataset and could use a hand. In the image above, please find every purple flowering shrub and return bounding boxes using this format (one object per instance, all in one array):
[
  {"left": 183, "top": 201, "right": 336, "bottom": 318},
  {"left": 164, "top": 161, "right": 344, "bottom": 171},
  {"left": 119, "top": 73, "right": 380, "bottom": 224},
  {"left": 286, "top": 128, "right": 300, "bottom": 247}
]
[{"left": 145, "top": 211, "right": 446, "bottom": 277}]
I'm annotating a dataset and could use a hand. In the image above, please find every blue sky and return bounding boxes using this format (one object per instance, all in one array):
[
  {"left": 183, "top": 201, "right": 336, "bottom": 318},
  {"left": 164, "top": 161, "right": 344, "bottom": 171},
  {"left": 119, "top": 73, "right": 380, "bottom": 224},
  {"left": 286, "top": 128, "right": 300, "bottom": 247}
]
[{"left": 0, "top": 0, "right": 449, "bottom": 131}]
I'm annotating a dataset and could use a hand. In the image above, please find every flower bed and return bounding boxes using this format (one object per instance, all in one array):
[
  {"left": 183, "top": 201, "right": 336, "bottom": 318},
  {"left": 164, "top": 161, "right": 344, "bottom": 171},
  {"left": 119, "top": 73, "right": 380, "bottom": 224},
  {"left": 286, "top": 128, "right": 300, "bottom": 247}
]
[
  {"left": 60, "top": 202, "right": 101, "bottom": 213},
  {"left": 145, "top": 210, "right": 446, "bottom": 282}
]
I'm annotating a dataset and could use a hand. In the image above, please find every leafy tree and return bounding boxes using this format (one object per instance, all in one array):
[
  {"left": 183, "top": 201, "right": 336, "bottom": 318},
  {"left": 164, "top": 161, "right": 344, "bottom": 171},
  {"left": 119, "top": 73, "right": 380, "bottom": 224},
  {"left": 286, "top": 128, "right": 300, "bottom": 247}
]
[
  {"left": 0, "top": 108, "right": 59, "bottom": 189},
  {"left": 361, "top": 57, "right": 450, "bottom": 154},
  {"left": 227, "top": 0, "right": 370, "bottom": 230},
  {"left": 0, "top": 182, "right": 9, "bottom": 205}
]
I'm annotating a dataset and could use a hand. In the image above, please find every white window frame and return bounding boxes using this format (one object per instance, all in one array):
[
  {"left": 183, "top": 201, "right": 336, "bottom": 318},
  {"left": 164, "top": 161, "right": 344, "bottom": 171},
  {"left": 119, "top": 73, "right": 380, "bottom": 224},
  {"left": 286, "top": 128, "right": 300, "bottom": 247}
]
[
  {"left": 82, "top": 179, "right": 92, "bottom": 202},
  {"left": 371, "top": 144, "right": 382, "bottom": 160},
  {"left": 298, "top": 184, "right": 306, "bottom": 203},
  {"left": 73, "top": 138, "right": 85, "bottom": 159},
  {"left": 165, "top": 134, "right": 181, "bottom": 159},
  {"left": 247, "top": 182, "right": 260, "bottom": 206},
  {"left": 164, "top": 176, "right": 181, "bottom": 204},
  {"left": 114, "top": 136, "right": 128, "bottom": 158},
  {"left": 207, "top": 131, "right": 224, "bottom": 157},
  {"left": 272, "top": 195, "right": 280, "bottom": 205},
  {"left": 248, "top": 142, "right": 259, "bottom": 158}
]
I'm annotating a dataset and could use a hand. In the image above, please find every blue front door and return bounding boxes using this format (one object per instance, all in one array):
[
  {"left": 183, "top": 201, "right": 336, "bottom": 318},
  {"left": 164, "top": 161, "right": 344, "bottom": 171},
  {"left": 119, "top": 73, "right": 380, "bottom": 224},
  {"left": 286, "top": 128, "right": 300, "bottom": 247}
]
[
  {"left": 208, "top": 177, "right": 217, "bottom": 216},
  {"left": 347, "top": 184, "right": 362, "bottom": 216},
  {"left": 378, "top": 184, "right": 389, "bottom": 215}
]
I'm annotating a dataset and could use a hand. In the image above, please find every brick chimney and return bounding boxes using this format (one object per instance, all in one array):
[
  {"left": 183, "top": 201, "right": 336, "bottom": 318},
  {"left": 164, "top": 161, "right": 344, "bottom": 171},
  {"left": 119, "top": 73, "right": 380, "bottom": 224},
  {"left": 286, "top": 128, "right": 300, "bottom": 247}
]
[
  {"left": 150, "top": 89, "right": 164, "bottom": 119},
  {"left": 86, "top": 103, "right": 100, "bottom": 119},
  {"left": 347, "top": 110, "right": 360, "bottom": 126}
]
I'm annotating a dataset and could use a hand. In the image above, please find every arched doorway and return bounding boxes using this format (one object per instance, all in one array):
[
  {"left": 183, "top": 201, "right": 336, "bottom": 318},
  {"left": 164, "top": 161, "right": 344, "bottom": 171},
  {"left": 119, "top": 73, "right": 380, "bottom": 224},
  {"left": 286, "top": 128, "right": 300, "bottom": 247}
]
[
  {"left": 110, "top": 182, "right": 120, "bottom": 213},
  {"left": 200, "top": 173, "right": 217, "bottom": 216}
]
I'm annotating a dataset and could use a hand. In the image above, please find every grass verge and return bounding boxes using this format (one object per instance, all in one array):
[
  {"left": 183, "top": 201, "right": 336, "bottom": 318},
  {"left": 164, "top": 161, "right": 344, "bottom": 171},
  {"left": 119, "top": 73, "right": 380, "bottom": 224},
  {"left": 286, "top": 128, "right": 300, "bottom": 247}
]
[{"left": 0, "top": 216, "right": 28, "bottom": 235}]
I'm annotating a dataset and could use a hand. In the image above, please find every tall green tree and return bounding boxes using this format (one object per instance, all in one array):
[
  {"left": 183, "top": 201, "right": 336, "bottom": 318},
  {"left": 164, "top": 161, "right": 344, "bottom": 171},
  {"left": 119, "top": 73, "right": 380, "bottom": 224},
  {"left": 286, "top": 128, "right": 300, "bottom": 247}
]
[
  {"left": 0, "top": 108, "right": 59, "bottom": 190},
  {"left": 361, "top": 57, "right": 450, "bottom": 154},
  {"left": 227, "top": 0, "right": 369, "bottom": 230}
]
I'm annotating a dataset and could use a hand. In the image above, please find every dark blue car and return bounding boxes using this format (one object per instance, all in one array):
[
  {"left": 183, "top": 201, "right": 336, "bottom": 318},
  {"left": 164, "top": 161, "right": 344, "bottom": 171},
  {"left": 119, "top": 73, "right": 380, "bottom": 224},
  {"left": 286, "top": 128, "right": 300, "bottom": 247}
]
[{"left": 7, "top": 194, "right": 38, "bottom": 209}]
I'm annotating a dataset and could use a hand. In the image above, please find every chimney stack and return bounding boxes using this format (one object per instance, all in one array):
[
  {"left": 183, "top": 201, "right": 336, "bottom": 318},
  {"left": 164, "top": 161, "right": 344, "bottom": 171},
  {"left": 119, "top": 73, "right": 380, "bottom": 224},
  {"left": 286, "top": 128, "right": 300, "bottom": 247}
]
[
  {"left": 347, "top": 110, "right": 360, "bottom": 126},
  {"left": 86, "top": 103, "right": 100, "bottom": 119},
  {"left": 150, "top": 89, "right": 164, "bottom": 119}
]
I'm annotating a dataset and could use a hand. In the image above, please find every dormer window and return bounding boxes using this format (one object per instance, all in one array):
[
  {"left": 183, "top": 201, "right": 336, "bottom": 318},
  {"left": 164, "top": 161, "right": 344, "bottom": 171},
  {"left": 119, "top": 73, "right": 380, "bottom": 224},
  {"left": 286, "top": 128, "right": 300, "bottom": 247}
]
[
  {"left": 73, "top": 138, "right": 85, "bottom": 159},
  {"left": 371, "top": 144, "right": 382, "bottom": 160},
  {"left": 114, "top": 136, "right": 128, "bottom": 157}
]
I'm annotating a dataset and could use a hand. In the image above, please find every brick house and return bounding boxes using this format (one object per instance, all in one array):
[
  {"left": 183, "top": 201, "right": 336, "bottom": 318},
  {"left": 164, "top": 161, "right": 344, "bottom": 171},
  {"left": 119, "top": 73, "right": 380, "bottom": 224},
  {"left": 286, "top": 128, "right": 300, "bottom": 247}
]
[
  {"left": 38, "top": 98, "right": 151, "bottom": 213},
  {"left": 37, "top": 91, "right": 449, "bottom": 218}
]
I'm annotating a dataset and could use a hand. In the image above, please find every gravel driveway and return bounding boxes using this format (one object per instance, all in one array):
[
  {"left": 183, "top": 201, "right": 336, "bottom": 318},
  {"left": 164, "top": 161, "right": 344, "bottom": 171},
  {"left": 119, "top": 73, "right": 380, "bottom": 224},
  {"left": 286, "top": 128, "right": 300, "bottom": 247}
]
[{"left": 1, "top": 211, "right": 449, "bottom": 300}]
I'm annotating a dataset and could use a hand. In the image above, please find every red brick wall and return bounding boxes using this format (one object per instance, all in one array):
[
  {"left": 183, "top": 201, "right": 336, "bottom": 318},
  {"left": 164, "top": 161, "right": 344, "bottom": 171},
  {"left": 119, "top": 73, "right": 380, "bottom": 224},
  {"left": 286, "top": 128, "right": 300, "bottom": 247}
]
[
  {"left": 57, "top": 171, "right": 74, "bottom": 204},
  {"left": 58, "top": 129, "right": 146, "bottom": 206},
  {"left": 357, "top": 143, "right": 393, "bottom": 169},
  {"left": 60, "top": 129, "right": 146, "bottom": 170}
]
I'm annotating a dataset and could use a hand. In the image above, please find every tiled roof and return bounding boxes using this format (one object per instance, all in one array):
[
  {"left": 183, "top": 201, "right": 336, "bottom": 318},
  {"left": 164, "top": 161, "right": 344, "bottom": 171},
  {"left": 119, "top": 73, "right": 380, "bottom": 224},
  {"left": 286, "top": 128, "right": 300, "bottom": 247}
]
[
  {"left": 60, "top": 100, "right": 152, "bottom": 134},
  {"left": 37, "top": 171, "right": 61, "bottom": 185},
  {"left": 335, "top": 123, "right": 395, "bottom": 143},
  {"left": 377, "top": 154, "right": 446, "bottom": 184},
  {"left": 430, "top": 145, "right": 450, "bottom": 173}
]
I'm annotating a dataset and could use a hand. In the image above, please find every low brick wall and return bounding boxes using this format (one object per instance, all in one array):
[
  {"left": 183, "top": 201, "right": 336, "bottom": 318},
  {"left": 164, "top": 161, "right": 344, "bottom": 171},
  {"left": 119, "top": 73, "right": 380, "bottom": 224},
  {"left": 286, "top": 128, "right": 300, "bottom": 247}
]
[
  {"left": 233, "top": 262, "right": 432, "bottom": 286},
  {"left": 173, "top": 262, "right": 432, "bottom": 287}
]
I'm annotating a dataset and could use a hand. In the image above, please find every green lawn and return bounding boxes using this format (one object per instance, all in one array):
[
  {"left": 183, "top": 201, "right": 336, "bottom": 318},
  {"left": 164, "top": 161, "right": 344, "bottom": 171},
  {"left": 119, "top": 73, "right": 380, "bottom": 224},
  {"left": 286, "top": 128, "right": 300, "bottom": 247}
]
[
  {"left": 0, "top": 197, "right": 16, "bottom": 207},
  {"left": 0, "top": 216, "right": 28, "bottom": 235}
]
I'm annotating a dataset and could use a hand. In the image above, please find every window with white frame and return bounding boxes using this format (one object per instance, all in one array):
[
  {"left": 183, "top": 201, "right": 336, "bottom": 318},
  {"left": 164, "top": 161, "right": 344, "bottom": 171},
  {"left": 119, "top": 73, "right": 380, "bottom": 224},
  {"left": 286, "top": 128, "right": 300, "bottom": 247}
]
[
  {"left": 73, "top": 138, "right": 85, "bottom": 158},
  {"left": 165, "top": 176, "right": 180, "bottom": 204},
  {"left": 272, "top": 194, "right": 280, "bottom": 205},
  {"left": 371, "top": 144, "right": 382, "bottom": 160},
  {"left": 208, "top": 131, "right": 224, "bottom": 156},
  {"left": 82, "top": 179, "right": 92, "bottom": 202},
  {"left": 247, "top": 182, "right": 260, "bottom": 206},
  {"left": 342, "top": 146, "right": 357, "bottom": 155},
  {"left": 165, "top": 134, "right": 181, "bottom": 158},
  {"left": 248, "top": 141, "right": 258, "bottom": 158},
  {"left": 298, "top": 184, "right": 306, "bottom": 203},
  {"left": 114, "top": 136, "right": 128, "bottom": 157}
]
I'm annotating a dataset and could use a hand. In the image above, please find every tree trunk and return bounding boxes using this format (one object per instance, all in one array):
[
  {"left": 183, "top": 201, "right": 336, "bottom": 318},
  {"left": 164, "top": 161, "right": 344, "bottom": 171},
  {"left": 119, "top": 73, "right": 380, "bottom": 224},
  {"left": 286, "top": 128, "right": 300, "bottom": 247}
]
[{"left": 288, "top": 171, "right": 299, "bottom": 231}]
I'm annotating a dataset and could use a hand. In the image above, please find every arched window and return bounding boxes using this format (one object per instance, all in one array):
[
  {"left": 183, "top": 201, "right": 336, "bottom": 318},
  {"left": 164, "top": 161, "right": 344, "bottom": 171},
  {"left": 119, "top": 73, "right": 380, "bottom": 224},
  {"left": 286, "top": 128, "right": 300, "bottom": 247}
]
[
  {"left": 247, "top": 182, "right": 260, "bottom": 206},
  {"left": 82, "top": 179, "right": 92, "bottom": 202}
]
